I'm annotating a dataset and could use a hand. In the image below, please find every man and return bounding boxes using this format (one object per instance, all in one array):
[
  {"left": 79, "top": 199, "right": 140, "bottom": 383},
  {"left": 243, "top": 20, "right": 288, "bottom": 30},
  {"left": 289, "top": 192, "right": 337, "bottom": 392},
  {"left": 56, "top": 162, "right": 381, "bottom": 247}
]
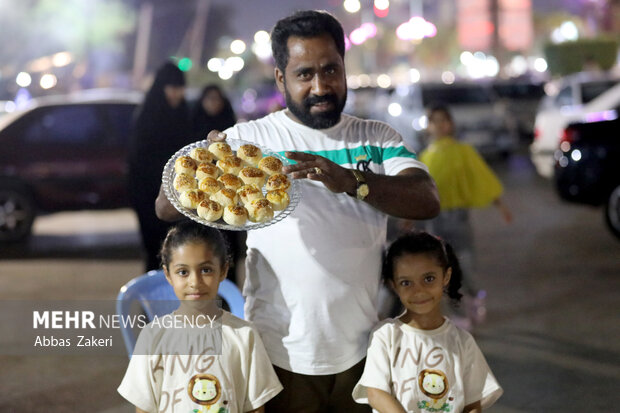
[{"left": 157, "top": 10, "right": 439, "bottom": 412}]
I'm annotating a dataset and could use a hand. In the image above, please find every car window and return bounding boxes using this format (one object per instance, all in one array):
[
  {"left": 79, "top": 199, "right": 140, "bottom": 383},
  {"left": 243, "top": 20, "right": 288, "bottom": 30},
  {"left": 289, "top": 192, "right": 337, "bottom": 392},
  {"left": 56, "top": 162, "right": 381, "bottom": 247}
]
[
  {"left": 21, "top": 105, "right": 102, "bottom": 145},
  {"left": 581, "top": 80, "right": 618, "bottom": 104},
  {"left": 102, "top": 104, "right": 136, "bottom": 146},
  {"left": 555, "top": 86, "right": 574, "bottom": 107},
  {"left": 421, "top": 85, "right": 492, "bottom": 105}
]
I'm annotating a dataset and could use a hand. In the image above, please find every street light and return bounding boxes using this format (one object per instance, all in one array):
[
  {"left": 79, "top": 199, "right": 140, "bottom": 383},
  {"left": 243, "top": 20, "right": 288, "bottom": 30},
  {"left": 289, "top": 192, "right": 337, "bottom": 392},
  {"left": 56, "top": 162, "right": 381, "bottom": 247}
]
[
  {"left": 344, "top": 0, "right": 361, "bottom": 13},
  {"left": 16, "top": 72, "right": 32, "bottom": 88}
]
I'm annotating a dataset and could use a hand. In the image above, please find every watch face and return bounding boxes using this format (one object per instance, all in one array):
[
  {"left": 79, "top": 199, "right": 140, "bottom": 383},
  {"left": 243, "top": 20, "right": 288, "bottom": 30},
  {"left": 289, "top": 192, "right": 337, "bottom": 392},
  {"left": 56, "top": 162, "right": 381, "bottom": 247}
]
[{"left": 357, "top": 184, "right": 369, "bottom": 199}]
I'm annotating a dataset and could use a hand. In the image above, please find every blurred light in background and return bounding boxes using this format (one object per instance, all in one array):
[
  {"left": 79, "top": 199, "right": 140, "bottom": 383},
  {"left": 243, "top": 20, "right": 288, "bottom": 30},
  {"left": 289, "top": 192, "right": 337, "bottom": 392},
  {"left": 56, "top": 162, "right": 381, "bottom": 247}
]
[
  {"left": 441, "top": 71, "right": 456, "bottom": 84},
  {"left": 218, "top": 66, "right": 233, "bottom": 80},
  {"left": 207, "top": 58, "right": 223, "bottom": 72},
  {"left": 373, "top": 0, "right": 390, "bottom": 18},
  {"left": 252, "top": 30, "right": 272, "bottom": 60},
  {"left": 40, "top": 73, "right": 57, "bottom": 89},
  {"left": 2, "top": 101, "right": 16, "bottom": 113},
  {"left": 177, "top": 57, "right": 193, "bottom": 71},
  {"left": 52, "top": 52, "right": 72, "bottom": 68},
  {"left": 377, "top": 73, "right": 391, "bottom": 88},
  {"left": 344, "top": 0, "right": 361, "bottom": 13},
  {"left": 226, "top": 56, "right": 244, "bottom": 72},
  {"left": 551, "top": 21, "right": 579, "bottom": 43},
  {"left": 388, "top": 102, "right": 402, "bottom": 117},
  {"left": 533, "top": 57, "right": 548, "bottom": 72},
  {"left": 409, "top": 68, "right": 421, "bottom": 83},
  {"left": 396, "top": 16, "right": 437, "bottom": 41},
  {"left": 350, "top": 23, "right": 377, "bottom": 45},
  {"left": 358, "top": 74, "right": 371, "bottom": 88},
  {"left": 230, "top": 39, "right": 246, "bottom": 54},
  {"left": 412, "top": 115, "right": 427, "bottom": 131},
  {"left": 16, "top": 72, "right": 32, "bottom": 88}
]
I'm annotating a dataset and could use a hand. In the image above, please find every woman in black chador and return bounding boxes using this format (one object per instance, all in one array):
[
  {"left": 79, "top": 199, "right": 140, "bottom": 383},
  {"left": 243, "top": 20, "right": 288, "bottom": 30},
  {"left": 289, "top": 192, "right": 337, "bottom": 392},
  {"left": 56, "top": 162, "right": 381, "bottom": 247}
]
[
  {"left": 191, "top": 84, "right": 246, "bottom": 283},
  {"left": 128, "top": 61, "right": 192, "bottom": 271},
  {"left": 191, "top": 84, "right": 237, "bottom": 139}
]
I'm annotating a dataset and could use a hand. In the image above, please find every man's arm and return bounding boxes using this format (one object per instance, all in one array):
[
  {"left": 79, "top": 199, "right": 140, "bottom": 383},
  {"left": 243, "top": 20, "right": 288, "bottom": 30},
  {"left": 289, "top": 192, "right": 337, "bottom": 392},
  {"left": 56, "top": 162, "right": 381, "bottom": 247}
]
[
  {"left": 155, "top": 185, "right": 184, "bottom": 222},
  {"left": 283, "top": 152, "right": 440, "bottom": 220}
]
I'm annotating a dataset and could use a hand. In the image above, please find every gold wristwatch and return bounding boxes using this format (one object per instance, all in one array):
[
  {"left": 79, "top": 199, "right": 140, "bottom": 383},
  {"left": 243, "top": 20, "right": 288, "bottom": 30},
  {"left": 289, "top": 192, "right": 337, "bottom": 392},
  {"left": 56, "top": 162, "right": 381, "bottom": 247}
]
[{"left": 350, "top": 169, "right": 369, "bottom": 200}]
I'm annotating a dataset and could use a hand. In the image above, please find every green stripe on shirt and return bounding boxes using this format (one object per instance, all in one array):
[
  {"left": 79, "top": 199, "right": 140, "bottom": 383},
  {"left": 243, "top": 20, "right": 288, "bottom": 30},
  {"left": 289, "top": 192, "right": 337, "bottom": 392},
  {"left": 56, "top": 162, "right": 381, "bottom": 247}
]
[{"left": 277, "top": 145, "right": 416, "bottom": 165}]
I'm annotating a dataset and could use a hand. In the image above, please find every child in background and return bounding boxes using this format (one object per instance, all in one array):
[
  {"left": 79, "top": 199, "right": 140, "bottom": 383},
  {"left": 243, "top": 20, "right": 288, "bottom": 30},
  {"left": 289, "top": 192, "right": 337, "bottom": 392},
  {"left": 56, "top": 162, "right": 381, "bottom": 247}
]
[
  {"left": 420, "top": 104, "right": 512, "bottom": 328},
  {"left": 352, "top": 231, "right": 502, "bottom": 413},
  {"left": 118, "top": 221, "right": 282, "bottom": 413}
]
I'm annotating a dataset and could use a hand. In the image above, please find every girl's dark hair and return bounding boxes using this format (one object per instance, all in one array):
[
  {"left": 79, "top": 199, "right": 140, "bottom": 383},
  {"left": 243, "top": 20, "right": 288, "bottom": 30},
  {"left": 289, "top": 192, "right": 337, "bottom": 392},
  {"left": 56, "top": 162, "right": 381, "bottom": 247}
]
[
  {"left": 271, "top": 10, "right": 345, "bottom": 73},
  {"left": 426, "top": 103, "right": 453, "bottom": 123},
  {"left": 383, "top": 231, "right": 463, "bottom": 302},
  {"left": 159, "top": 221, "right": 229, "bottom": 270}
]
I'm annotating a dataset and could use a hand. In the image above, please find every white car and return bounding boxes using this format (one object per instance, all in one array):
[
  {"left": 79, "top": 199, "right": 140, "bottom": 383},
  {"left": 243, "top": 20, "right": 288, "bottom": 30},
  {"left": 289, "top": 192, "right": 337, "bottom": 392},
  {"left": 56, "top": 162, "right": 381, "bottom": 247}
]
[
  {"left": 529, "top": 72, "right": 620, "bottom": 178},
  {"left": 383, "top": 82, "right": 518, "bottom": 157}
]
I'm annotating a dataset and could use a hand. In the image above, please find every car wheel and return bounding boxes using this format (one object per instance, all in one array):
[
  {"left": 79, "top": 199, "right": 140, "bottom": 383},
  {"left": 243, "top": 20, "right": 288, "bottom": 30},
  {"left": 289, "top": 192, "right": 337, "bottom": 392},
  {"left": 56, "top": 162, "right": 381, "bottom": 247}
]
[
  {"left": 0, "top": 185, "right": 36, "bottom": 242},
  {"left": 604, "top": 184, "right": 620, "bottom": 241}
]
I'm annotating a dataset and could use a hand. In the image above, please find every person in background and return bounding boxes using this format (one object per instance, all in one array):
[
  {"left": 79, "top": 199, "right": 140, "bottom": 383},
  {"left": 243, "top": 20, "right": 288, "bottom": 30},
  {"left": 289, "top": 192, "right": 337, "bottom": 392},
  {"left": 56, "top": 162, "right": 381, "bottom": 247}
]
[
  {"left": 192, "top": 84, "right": 237, "bottom": 139},
  {"left": 128, "top": 61, "right": 193, "bottom": 272},
  {"left": 156, "top": 10, "right": 440, "bottom": 412},
  {"left": 191, "top": 84, "right": 245, "bottom": 285},
  {"left": 352, "top": 230, "right": 503, "bottom": 412},
  {"left": 420, "top": 104, "right": 512, "bottom": 329}
]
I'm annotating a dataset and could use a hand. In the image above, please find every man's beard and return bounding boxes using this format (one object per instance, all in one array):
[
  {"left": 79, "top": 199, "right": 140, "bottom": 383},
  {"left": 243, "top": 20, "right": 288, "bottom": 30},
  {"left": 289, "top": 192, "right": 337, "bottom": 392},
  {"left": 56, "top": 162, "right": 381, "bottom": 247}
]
[{"left": 285, "top": 88, "right": 347, "bottom": 129}]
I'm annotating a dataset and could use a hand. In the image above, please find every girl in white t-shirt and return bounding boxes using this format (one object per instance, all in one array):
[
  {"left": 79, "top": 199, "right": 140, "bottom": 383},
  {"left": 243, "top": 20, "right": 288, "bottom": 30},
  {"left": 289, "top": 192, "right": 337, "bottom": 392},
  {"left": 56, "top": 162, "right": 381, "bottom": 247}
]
[
  {"left": 118, "top": 221, "right": 282, "bottom": 413},
  {"left": 353, "top": 231, "right": 502, "bottom": 413}
]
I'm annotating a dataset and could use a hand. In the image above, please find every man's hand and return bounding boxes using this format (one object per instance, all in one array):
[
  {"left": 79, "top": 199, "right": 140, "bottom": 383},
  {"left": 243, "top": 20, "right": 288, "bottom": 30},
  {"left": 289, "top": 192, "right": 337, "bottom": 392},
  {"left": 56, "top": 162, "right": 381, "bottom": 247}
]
[
  {"left": 283, "top": 151, "right": 357, "bottom": 194},
  {"left": 207, "top": 129, "right": 227, "bottom": 142}
]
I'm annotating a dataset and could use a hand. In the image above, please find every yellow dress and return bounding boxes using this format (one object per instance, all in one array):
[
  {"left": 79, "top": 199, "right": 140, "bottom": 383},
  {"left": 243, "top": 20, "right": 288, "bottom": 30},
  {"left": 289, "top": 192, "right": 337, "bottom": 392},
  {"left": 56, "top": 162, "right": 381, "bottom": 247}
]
[{"left": 420, "top": 137, "right": 503, "bottom": 210}]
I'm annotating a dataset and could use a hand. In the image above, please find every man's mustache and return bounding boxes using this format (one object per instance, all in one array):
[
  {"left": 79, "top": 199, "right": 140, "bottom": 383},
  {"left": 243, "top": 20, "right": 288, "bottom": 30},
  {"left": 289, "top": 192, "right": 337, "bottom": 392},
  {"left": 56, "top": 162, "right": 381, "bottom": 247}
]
[{"left": 304, "top": 94, "right": 338, "bottom": 108}]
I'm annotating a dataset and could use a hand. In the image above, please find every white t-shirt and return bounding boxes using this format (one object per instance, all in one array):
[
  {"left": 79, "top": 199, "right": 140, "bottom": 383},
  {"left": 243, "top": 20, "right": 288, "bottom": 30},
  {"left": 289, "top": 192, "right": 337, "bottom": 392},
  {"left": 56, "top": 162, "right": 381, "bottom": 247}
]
[
  {"left": 352, "top": 317, "right": 503, "bottom": 412},
  {"left": 118, "top": 311, "right": 282, "bottom": 413},
  {"left": 225, "top": 110, "right": 427, "bottom": 375}
]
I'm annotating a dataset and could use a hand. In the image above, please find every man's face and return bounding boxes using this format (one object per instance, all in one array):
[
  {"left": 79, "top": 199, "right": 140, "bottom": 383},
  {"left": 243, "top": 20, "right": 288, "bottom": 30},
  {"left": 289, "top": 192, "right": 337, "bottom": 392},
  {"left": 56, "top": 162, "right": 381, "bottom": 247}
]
[{"left": 275, "top": 34, "right": 347, "bottom": 129}]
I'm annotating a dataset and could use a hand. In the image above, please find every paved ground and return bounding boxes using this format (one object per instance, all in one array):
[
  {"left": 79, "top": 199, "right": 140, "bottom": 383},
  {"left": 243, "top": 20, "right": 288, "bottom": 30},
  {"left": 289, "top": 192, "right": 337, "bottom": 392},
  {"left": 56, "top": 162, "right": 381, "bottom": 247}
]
[{"left": 0, "top": 150, "right": 619, "bottom": 412}]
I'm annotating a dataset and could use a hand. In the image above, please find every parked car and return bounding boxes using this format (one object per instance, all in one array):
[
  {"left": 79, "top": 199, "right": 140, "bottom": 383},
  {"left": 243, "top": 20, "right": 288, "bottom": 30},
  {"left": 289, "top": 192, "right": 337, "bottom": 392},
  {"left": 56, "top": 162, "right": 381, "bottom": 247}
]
[
  {"left": 530, "top": 72, "right": 620, "bottom": 178},
  {"left": 492, "top": 79, "right": 545, "bottom": 141},
  {"left": 0, "top": 89, "right": 142, "bottom": 242},
  {"left": 554, "top": 107, "right": 620, "bottom": 240},
  {"left": 383, "top": 82, "right": 518, "bottom": 157}
]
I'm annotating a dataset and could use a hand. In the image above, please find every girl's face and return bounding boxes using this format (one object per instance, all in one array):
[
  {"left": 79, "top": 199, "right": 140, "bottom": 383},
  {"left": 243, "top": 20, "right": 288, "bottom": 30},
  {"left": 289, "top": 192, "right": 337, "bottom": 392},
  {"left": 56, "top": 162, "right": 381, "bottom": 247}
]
[
  {"left": 164, "top": 85, "right": 186, "bottom": 108},
  {"left": 164, "top": 241, "right": 228, "bottom": 301},
  {"left": 426, "top": 110, "right": 454, "bottom": 139},
  {"left": 390, "top": 252, "right": 451, "bottom": 329}
]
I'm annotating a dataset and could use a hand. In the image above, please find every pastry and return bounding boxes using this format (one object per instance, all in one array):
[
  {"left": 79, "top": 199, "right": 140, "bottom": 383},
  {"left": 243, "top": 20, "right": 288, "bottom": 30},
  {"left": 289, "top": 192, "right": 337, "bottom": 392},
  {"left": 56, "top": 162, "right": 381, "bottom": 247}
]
[
  {"left": 174, "top": 155, "right": 197, "bottom": 176},
  {"left": 173, "top": 173, "right": 197, "bottom": 192},
  {"left": 223, "top": 205, "right": 248, "bottom": 226},
  {"left": 196, "top": 162, "right": 219, "bottom": 180},
  {"left": 238, "top": 166, "right": 267, "bottom": 187},
  {"left": 211, "top": 188, "right": 238, "bottom": 207},
  {"left": 258, "top": 156, "right": 283, "bottom": 175},
  {"left": 189, "top": 147, "right": 214, "bottom": 164},
  {"left": 237, "top": 144, "right": 263, "bottom": 166},
  {"left": 198, "top": 177, "right": 223, "bottom": 196},
  {"left": 266, "top": 189, "right": 290, "bottom": 211},
  {"left": 208, "top": 142, "right": 233, "bottom": 160},
  {"left": 237, "top": 184, "right": 264, "bottom": 205},
  {"left": 179, "top": 189, "right": 206, "bottom": 209},
  {"left": 247, "top": 198, "right": 274, "bottom": 223},
  {"left": 217, "top": 155, "right": 244, "bottom": 175},
  {"left": 197, "top": 199, "right": 223, "bottom": 222},
  {"left": 217, "top": 173, "right": 243, "bottom": 190},
  {"left": 265, "top": 173, "right": 291, "bottom": 191}
]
